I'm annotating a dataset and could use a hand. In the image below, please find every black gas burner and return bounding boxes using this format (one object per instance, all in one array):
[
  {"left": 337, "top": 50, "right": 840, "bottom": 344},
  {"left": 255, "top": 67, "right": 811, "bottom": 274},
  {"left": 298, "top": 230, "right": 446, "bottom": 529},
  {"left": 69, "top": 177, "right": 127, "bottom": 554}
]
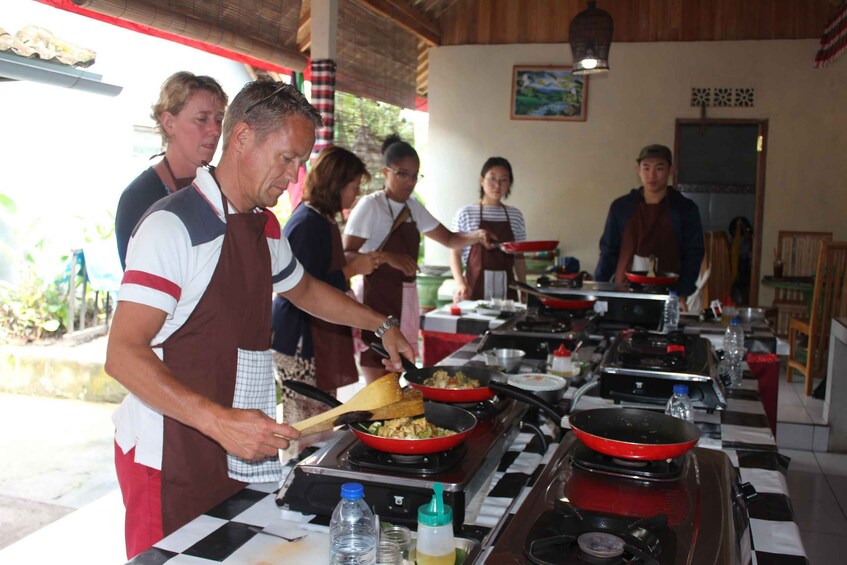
[
  {"left": 516, "top": 315, "right": 573, "bottom": 333},
  {"left": 627, "top": 330, "right": 690, "bottom": 349},
  {"left": 570, "top": 445, "right": 683, "bottom": 482},
  {"left": 616, "top": 352, "right": 688, "bottom": 371},
  {"left": 524, "top": 508, "right": 668, "bottom": 565},
  {"left": 538, "top": 274, "right": 585, "bottom": 289},
  {"left": 346, "top": 442, "right": 466, "bottom": 475},
  {"left": 449, "top": 397, "right": 509, "bottom": 419}
]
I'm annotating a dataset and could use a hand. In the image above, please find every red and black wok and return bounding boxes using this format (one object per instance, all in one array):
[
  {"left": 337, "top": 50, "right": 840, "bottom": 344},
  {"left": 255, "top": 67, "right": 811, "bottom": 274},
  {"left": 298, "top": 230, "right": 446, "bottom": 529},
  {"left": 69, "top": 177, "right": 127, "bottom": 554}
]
[
  {"left": 370, "top": 343, "right": 508, "bottom": 403},
  {"left": 486, "top": 381, "right": 701, "bottom": 460},
  {"left": 283, "top": 380, "right": 477, "bottom": 455}
]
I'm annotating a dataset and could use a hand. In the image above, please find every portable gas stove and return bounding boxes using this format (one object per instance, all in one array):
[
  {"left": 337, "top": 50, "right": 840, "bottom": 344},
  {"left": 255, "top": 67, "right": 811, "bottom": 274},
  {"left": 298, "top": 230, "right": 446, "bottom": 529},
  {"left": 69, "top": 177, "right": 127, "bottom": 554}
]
[
  {"left": 599, "top": 329, "right": 727, "bottom": 412},
  {"left": 278, "top": 398, "right": 527, "bottom": 531},
  {"left": 485, "top": 433, "right": 755, "bottom": 564},
  {"left": 478, "top": 308, "right": 596, "bottom": 360},
  {"left": 537, "top": 278, "right": 669, "bottom": 331}
]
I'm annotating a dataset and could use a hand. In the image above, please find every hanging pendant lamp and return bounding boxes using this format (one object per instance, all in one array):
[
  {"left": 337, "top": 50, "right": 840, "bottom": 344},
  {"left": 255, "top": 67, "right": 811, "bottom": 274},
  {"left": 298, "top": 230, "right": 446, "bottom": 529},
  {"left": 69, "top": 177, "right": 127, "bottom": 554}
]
[{"left": 569, "top": 1, "right": 614, "bottom": 75}]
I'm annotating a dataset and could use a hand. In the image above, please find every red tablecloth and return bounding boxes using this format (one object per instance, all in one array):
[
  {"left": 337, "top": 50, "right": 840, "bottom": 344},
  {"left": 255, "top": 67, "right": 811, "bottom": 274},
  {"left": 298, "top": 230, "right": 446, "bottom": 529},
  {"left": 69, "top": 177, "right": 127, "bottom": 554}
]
[
  {"left": 747, "top": 353, "right": 780, "bottom": 435},
  {"left": 421, "top": 330, "right": 477, "bottom": 366}
]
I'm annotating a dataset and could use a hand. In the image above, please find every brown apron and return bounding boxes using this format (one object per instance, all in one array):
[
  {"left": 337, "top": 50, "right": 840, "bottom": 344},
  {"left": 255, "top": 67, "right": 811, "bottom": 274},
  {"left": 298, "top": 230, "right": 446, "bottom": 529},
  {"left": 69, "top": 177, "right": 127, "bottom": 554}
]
[
  {"left": 159, "top": 179, "right": 273, "bottom": 536},
  {"left": 466, "top": 203, "right": 517, "bottom": 300},
  {"left": 360, "top": 194, "right": 420, "bottom": 369},
  {"left": 312, "top": 219, "right": 358, "bottom": 390},
  {"left": 615, "top": 197, "right": 680, "bottom": 284}
]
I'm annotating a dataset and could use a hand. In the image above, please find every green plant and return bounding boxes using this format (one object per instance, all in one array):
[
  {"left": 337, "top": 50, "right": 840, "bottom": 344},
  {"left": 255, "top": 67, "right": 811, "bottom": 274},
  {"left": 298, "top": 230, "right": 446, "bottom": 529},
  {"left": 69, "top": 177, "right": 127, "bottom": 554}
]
[{"left": 0, "top": 269, "right": 67, "bottom": 342}]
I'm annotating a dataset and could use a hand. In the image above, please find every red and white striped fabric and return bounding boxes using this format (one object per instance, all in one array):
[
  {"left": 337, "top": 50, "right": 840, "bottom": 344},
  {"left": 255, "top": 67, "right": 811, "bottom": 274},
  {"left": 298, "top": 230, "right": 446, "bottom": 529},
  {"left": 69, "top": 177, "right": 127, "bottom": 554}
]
[
  {"left": 310, "top": 59, "right": 336, "bottom": 159},
  {"left": 815, "top": 2, "right": 847, "bottom": 68}
]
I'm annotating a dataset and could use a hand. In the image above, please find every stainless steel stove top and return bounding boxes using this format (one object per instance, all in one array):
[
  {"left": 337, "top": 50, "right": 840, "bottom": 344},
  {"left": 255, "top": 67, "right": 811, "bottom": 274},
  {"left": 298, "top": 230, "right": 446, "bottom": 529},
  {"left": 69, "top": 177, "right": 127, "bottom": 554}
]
[
  {"left": 479, "top": 308, "right": 595, "bottom": 360},
  {"left": 277, "top": 399, "right": 527, "bottom": 531},
  {"left": 598, "top": 330, "right": 727, "bottom": 411},
  {"left": 485, "top": 433, "right": 754, "bottom": 564}
]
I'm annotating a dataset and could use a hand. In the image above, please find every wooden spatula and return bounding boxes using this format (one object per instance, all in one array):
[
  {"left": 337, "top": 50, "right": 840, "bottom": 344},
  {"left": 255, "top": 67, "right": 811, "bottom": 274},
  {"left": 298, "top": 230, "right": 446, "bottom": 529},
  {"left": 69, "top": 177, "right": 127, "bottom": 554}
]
[
  {"left": 295, "top": 389, "right": 426, "bottom": 436},
  {"left": 286, "top": 373, "right": 403, "bottom": 436}
]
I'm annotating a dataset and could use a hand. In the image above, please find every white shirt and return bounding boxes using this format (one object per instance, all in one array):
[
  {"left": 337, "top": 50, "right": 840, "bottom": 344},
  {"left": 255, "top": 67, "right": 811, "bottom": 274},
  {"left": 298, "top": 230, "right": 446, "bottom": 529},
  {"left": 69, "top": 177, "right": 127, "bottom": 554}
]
[
  {"left": 344, "top": 191, "right": 440, "bottom": 252},
  {"left": 113, "top": 167, "right": 304, "bottom": 469}
]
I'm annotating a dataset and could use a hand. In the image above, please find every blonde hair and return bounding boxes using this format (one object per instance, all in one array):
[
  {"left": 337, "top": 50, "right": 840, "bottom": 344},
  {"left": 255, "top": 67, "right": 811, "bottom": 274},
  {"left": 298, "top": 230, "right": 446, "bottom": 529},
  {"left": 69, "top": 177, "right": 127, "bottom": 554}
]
[{"left": 151, "top": 72, "right": 228, "bottom": 144}]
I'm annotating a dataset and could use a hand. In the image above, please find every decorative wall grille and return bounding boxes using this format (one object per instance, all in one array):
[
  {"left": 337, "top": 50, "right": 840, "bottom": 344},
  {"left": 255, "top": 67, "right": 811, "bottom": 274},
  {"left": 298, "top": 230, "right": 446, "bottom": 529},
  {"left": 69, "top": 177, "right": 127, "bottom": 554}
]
[{"left": 690, "top": 87, "right": 755, "bottom": 107}]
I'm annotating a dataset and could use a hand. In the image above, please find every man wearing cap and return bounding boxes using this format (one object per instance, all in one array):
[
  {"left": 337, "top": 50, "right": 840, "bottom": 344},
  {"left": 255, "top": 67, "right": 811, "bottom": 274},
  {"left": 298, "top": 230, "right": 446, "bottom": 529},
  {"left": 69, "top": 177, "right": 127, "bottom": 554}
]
[{"left": 594, "top": 144, "right": 705, "bottom": 307}]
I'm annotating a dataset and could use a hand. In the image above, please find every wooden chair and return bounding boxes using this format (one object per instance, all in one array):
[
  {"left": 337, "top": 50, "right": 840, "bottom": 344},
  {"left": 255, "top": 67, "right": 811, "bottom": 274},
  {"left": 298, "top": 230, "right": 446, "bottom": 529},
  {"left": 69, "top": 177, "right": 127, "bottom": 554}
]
[
  {"left": 701, "top": 231, "right": 732, "bottom": 306},
  {"left": 786, "top": 240, "right": 847, "bottom": 396},
  {"left": 772, "top": 231, "right": 833, "bottom": 336}
]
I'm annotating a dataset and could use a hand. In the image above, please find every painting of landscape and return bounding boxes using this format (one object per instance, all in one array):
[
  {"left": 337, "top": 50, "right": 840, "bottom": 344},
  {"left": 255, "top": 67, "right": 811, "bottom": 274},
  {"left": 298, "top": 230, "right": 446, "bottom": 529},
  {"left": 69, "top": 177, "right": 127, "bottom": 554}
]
[{"left": 511, "top": 66, "right": 588, "bottom": 121}]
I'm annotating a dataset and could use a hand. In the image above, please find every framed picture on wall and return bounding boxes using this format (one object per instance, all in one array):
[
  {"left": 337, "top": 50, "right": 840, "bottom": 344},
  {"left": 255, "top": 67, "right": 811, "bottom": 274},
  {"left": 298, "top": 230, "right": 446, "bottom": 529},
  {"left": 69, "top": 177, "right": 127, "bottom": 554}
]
[{"left": 511, "top": 65, "right": 588, "bottom": 121}]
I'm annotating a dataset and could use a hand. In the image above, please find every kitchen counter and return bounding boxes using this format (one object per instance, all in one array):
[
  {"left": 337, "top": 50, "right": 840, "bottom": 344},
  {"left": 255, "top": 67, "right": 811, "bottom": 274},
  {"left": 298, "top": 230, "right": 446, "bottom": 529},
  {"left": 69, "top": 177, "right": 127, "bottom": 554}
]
[
  {"left": 419, "top": 300, "right": 524, "bottom": 365},
  {"left": 129, "top": 334, "right": 808, "bottom": 564}
]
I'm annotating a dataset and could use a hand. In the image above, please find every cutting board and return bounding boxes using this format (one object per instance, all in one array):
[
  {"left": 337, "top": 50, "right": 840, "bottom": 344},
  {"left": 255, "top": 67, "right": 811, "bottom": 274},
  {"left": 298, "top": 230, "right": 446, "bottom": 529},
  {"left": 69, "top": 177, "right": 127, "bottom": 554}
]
[{"left": 224, "top": 523, "right": 329, "bottom": 563}]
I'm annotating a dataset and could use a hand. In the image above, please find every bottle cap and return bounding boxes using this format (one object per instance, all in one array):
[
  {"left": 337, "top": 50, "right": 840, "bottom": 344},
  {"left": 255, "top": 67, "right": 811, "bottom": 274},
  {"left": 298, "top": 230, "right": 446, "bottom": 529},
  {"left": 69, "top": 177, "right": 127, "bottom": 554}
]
[
  {"left": 553, "top": 344, "right": 572, "bottom": 357},
  {"left": 730, "top": 317, "right": 741, "bottom": 326},
  {"left": 418, "top": 482, "right": 452, "bottom": 527},
  {"left": 672, "top": 384, "right": 689, "bottom": 395},
  {"left": 340, "top": 482, "right": 364, "bottom": 500}
]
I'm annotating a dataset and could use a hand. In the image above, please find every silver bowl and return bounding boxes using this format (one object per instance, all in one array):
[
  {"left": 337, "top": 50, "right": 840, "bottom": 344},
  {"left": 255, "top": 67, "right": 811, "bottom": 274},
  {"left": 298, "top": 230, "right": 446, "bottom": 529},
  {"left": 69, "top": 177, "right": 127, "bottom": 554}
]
[
  {"left": 482, "top": 348, "right": 526, "bottom": 373},
  {"left": 508, "top": 373, "right": 569, "bottom": 404}
]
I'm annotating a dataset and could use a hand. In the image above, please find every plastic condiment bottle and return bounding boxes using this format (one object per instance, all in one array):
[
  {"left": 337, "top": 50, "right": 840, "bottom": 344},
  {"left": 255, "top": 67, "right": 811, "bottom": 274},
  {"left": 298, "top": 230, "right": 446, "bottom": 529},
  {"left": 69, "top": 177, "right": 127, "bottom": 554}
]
[
  {"left": 550, "top": 344, "right": 573, "bottom": 376},
  {"left": 417, "top": 483, "right": 455, "bottom": 565}
]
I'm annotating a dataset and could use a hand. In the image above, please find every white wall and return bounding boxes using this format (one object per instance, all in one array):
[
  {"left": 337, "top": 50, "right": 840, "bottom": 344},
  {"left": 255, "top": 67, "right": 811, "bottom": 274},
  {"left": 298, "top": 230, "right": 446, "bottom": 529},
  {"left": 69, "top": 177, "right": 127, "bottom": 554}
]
[
  {"left": 0, "top": 0, "right": 251, "bottom": 280},
  {"left": 421, "top": 40, "right": 847, "bottom": 304}
]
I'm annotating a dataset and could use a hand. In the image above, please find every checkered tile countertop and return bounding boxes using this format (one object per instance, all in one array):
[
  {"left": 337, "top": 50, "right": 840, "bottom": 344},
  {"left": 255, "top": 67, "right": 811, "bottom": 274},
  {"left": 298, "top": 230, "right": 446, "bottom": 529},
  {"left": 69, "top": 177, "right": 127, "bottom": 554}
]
[
  {"left": 129, "top": 336, "right": 808, "bottom": 565},
  {"left": 419, "top": 300, "right": 523, "bottom": 335}
]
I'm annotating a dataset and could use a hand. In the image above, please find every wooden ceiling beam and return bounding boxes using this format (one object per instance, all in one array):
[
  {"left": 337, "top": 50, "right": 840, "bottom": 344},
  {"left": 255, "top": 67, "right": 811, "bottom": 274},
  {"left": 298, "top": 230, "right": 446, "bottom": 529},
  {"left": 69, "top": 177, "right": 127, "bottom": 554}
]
[{"left": 353, "top": 0, "right": 441, "bottom": 46}]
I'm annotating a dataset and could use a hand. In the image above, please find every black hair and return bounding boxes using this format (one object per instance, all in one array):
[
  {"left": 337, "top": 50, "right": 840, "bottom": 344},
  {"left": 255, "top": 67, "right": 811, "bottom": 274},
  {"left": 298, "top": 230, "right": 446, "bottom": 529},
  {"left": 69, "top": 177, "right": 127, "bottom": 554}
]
[
  {"left": 479, "top": 156, "right": 514, "bottom": 199},
  {"left": 382, "top": 134, "right": 419, "bottom": 167}
]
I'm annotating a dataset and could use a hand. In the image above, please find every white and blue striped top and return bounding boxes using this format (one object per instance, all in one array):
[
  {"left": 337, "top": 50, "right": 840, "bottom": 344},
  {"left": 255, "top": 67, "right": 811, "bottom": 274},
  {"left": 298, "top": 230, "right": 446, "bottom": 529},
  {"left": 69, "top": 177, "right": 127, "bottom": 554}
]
[{"left": 451, "top": 204, "right": 527, "bottom": 265}]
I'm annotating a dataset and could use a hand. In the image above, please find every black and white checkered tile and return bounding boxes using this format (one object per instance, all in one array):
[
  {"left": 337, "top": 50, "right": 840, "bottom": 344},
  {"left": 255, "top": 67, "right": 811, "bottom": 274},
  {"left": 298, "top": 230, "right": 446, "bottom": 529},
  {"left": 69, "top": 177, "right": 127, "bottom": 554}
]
[{"left": 130, "top": 339, "right": 808, "bottom": 564}]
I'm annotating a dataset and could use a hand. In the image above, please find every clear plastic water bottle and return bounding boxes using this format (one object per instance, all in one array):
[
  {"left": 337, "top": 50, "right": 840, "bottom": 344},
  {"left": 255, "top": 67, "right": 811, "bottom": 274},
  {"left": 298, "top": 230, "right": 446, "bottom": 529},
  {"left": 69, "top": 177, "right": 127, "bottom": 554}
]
[
  {"left": 330, "top": 482, "right": 377, "bottom": 565},
  {"left": 665, "top": 384, "right": 694, "bottom": 422},
  {"left": 662, "top": 291, "right": 680, "bottom": 333},
  {"left": 723, "top": 317, "right": 745, "bottom": 387}
]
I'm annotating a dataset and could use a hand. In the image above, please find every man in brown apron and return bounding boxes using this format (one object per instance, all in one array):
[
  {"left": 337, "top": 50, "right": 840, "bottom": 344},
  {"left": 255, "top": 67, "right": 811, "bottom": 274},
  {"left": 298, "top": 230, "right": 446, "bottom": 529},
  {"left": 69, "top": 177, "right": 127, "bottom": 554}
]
[
  {"left": 106, "top": 80, "right": 414, "bottom": 558},
  {"left": 594, "top": 144, "right": 705, "bottom": 306}
]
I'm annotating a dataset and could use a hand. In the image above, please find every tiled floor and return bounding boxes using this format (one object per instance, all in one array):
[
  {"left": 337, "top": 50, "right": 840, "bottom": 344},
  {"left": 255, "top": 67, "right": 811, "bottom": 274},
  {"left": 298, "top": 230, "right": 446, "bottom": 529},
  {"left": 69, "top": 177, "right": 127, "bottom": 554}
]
[
  {"left": 777, "top": 365, "right": 847, "bottom": 563},
  {"left": 782, "top": 449, "right": 847, "bottom": 564}
]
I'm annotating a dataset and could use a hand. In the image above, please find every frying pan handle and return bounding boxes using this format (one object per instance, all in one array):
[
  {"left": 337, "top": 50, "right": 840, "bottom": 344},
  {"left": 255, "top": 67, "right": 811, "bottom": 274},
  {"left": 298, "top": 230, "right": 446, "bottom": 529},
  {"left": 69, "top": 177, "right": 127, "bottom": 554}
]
[
  {"left": 369, "top": 342, "right": 418, "bottom": 373},
  {"left": 487, "top": 381, "right": 564, "bottom": 426},
  {"left": 282, "top": 379, "right": 342, "bottom": 408}
]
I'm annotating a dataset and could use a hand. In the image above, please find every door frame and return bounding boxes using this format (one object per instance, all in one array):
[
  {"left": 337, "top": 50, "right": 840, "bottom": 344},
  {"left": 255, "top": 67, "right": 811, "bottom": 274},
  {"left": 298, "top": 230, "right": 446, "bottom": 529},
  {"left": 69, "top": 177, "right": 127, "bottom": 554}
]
[{"left": 674, "top": 118, "right": 769, "bottom": 306}]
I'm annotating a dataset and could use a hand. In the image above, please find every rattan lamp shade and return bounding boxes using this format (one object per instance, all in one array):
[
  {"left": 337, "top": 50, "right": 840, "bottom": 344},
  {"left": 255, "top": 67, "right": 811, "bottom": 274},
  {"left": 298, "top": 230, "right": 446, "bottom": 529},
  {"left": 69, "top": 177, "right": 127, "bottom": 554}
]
[{"left": 569, "top": 1, "right": 613, "bottom": 75}]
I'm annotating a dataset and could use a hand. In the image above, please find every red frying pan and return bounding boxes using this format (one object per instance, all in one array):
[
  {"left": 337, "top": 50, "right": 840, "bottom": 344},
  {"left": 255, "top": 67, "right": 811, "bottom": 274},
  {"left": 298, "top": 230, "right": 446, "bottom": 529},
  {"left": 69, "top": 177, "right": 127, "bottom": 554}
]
[
  {"left": 283, "top": 380, "right": 477, "bottom": 455},
  {"left": 568, "top": 408, "right": 700, "bottom": 460},
  {"left": 350, "top": 403, "right": 477, "bottom": 454},
  {"left": 486, "top": 382, "right": 700, "bottom": 461},
  {"left": 370, "top": 343, "right": 509, "bottom": 403},
  {"left": 498, "top": 240, "right": 559, "bottom": 254},
  {"left": 625, "top": 271, "right": 680, "bottom": 286}
]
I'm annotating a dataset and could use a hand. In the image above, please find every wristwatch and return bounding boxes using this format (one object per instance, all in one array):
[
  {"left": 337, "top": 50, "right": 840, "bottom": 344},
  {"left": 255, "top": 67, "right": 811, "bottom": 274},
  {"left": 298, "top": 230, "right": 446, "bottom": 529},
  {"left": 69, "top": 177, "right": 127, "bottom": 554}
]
[{"left": 374, "top": 316, "right": 400, "bottom": 339}]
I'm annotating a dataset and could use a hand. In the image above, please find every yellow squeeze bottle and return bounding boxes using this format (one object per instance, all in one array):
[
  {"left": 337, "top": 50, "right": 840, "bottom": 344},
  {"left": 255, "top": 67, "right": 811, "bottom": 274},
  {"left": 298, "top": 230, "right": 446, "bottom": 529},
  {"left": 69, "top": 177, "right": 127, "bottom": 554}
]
[{"left": 416, "top": 483, "right": 456, "bottom": 565}]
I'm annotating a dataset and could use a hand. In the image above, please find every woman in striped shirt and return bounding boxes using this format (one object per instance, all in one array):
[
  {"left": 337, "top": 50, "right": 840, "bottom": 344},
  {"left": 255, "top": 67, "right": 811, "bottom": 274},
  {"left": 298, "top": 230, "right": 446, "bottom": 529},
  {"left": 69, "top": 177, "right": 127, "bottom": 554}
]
[{"left": 450, "top": 157, "right": 527, "bottom": 302}]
